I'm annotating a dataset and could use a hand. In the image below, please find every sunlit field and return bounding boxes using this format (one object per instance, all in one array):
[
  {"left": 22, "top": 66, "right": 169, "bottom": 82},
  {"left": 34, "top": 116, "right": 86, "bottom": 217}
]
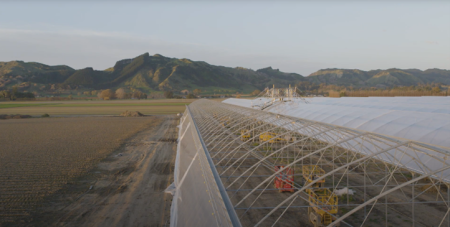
[
  {"left": 0, "top": 116, "right": 163, "bottom": 223},
  {"left": 0, "top": 99, "right": 203, "bottom": 116}
]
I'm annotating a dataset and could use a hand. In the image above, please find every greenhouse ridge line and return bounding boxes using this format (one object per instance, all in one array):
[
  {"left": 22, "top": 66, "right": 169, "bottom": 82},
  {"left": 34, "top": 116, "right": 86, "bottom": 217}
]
[{"left": 186, "top": 105, "right": 242, "bottom": 227}]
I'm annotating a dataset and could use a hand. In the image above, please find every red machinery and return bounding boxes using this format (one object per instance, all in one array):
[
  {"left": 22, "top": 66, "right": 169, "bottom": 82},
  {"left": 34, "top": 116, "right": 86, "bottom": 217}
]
[{"left": 274, "top": 166, "right": 295, "bottom": 192}]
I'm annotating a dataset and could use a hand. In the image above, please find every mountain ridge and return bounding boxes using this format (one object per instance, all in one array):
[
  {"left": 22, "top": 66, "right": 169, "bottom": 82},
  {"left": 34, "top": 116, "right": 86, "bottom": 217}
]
[
  {"left": 307, "top": 68, "right": 450, "bottom": 87},
  {"left": 1, "top": 53, "right": 449, "bottom": 95}
]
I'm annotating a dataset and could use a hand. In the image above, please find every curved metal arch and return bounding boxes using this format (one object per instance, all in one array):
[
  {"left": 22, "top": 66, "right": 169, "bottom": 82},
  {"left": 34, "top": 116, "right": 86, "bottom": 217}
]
[
  {"left": 227, "top": 125, "right": 375, "bottom": 195},
  {"left": 215, "top": 118, "right": 311, "bottom": 169},
  {"left": 202, "top": 103, "right": 355, "bottom": 166},
  {"left": 194, "top": 100, "right": 450, "bottom": 184},
  {"left": 252, "top": 140, "right": 409, "bottom": 225},
  {"left": 329, "top": 164, "right": 450, "bottom": 227},
  {"left": 197, "top": 105, "right": 266, "bottom": 149},
  {"left": 208, "top": 115, "right": 290, "bottom": 159},
  {"left": 213, "top": 117, "right": 291, "bottom": 167},
  {"left": 208, "top": 112, "right": 281, "bottom": 156},
  {"left": 219, "top": 121, "right": 327, "bottom": 184},
  {"left": 254, "top": 140, "right": 450, "bottom": 226},
  {"left": 185, "top": 99, "right": 450, "bottom": 227},
  {"left": 225, "top": 125, "right": 336, "bottom": 189},
  {"left": 233, "top": 132, "right": 368, "bottom": 208}
]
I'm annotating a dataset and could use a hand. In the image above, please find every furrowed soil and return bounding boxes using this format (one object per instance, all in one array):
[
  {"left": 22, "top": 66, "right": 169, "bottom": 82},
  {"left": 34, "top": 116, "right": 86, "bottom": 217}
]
[
  {"left": 0, "top": 116, "right": 178, "bottom": 227},
  {"left": 0, "top": 99, "right": 193, "bottom": 116},
  {"left": 0, "top": 99, "right": 225, "bottom": 116}
]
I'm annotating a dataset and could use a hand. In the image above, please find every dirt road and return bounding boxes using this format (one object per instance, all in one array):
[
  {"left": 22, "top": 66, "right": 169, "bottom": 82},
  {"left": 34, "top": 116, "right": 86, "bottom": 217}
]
[{"left": 43, "top": 115, "right": 178, "bottom": 227}]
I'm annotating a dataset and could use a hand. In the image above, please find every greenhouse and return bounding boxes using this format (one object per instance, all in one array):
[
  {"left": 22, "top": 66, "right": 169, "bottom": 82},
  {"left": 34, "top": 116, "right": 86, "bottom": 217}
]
[{"left": 168, "top": 95, "right": 450, "bottom": 227}]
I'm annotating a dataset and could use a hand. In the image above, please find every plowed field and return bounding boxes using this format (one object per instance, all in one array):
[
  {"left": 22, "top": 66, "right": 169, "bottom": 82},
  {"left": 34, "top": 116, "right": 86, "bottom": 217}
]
[{"left": 0, "top": 117, "right": 162, "bottom": 225}]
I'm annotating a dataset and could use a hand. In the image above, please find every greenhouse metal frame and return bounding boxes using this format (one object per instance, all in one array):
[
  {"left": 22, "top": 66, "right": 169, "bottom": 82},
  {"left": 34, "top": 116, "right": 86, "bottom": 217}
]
[{"left": 170, "top": 99, "right": 450, "bottom": 227}]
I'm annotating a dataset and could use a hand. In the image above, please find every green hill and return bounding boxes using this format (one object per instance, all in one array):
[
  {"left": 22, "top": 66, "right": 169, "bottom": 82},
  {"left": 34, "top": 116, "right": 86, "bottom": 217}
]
[
  {"left": 0, "top": 61, "right": 75, "bottom": 86},
  {"left": 1, "top": 53, "right": 449, "bottom": 95},
  {"left": 307, "top": 68, "right": 450, "bottom": 87},
  {"left": 60, "top": 53, "right": 306, "bottom": 93},
  {"left": 63, "top": 67, "right": 113, "bottom": 87},
  {"left": 307, "top": 69, "right": 370, "bottom": 86}
]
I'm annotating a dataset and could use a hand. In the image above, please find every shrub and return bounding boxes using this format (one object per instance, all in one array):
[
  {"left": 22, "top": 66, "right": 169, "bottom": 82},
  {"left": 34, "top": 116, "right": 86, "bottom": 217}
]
[
  {"left": 100, "top": 89, "right": 115, "bottom": 100},
  {"left": 41, "top": 113, "right": 50, "bottom": 118},
  {"left": 251, "top": 89, "right": 261, "bottom": 96},
  {"left": 116, "top": 88, "right": 126, "bottom": 99},
  {"left": 164, "top": 91, "right": 174, "bottom": 98}
]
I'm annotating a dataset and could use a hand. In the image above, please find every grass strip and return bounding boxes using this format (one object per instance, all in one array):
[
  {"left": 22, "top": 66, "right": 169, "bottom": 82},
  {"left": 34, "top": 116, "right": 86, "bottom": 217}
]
[{"left": 0, "top": 103, "right": 55, "bottom": 109}]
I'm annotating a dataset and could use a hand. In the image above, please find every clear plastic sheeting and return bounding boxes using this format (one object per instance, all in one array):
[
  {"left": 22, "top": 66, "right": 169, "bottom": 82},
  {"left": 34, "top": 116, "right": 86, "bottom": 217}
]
[
  {"left": 223, "top": 97, "right": 450, "bottom": 148},
  {"left": 166, "top": 108, "right": 239, "bottom": 227},
  {"left": 223, "top": 103, "right": 450, "bottom": 183},
  {"left": 173, "top": 99, "right": 450, "bottom": 226}
]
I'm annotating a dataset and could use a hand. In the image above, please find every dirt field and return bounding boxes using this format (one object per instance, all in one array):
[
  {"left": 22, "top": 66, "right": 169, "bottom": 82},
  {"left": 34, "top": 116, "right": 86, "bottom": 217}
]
[
  {"left": 0, "top": 99, "right": 192, "bottom": 116},
  {"left": 35, "top": 116, "right": 178, "bottom": 227},
  {"left": 0, "top": 99, "right": 230, "bottom": 116},
  {"left": 0, "top": 116, "right": 178, "bottom": 227}
]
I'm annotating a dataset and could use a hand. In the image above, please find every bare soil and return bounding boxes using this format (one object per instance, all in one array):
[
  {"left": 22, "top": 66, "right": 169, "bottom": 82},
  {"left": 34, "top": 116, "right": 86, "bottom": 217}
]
[
  {"left": 29, "top": 115, "right": 178, "bottom": 227},
  {"left": 0, "top": 117, "right": 163, "bottom": 225}
]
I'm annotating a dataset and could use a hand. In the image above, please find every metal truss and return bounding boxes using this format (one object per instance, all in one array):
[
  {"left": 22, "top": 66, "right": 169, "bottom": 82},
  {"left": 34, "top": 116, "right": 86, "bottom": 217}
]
[{"left": 186, "top": 99, "right": 450, "bottom": 227}]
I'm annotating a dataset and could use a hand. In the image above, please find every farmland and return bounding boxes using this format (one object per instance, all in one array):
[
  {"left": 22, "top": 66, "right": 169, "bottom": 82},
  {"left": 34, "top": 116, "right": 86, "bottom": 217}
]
[
  {"left": 0, "top": 99, "right": 198, "bottom": 116},
  {"left": 0, "top": 116, "right": 164, "bottom": 225}
]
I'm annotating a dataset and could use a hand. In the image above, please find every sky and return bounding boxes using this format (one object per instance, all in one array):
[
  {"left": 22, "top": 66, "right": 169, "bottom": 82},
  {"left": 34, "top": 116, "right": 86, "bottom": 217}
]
[{"left": 0, "top": 1, "right": 449, "bottom": 76}]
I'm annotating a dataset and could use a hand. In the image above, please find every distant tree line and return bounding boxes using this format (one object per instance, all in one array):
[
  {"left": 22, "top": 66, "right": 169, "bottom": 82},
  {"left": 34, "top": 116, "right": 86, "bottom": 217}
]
[
  {"left": 292, "top": 81, "right": 449, "bottom": 97},
  {"left": 164, "top": 89, "right": 203, "bottom": 99},
  {"left": 96, "top": 88, "right": 149, "bottom": 100},
  {"left": 0, "top": 86, "right": 35, "bottom": 100}
]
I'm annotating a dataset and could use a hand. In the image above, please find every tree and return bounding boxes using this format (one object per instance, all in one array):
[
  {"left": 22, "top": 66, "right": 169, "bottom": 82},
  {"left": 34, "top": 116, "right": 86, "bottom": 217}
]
[
  {"left": 91, "top": 90, "right": 98, "bottom": 96},
  {"left": 432, "top": 86, "right": 441, "bottom": 94},
  {"left": 15, "top": 92, "right": 35, "bottom": 99},
  {"left": 132, "top": 90, "right": 146, "bottom": 100},
  {"left": 1, "top": 90, "right": 10, "bottom": 98},
  {"left": 12, "top": 86, "right": 18, "bottom": 95},
  {"left": 186, "top": 93, "right": 195, "bottom": 99},
  {"left": 251, "top": 89, "right": 261, "bottom": 96},
  {"left": 116, "top": 88, "right": 127, "bottom": 99},
  {"left": 101, "top": 89, "right": 115, "bottom": 100},
  {"left": 68, "top": 94, "right": 73, "bottom": 100},
  {"left": 193, "top": 89, "right": 202, "bottom": 95},
  {"left": 164, "top": 91, "right": 174, "bottom": 99},
  {"left": 97, "top": 91, "right": 103, "bottom": 99}
]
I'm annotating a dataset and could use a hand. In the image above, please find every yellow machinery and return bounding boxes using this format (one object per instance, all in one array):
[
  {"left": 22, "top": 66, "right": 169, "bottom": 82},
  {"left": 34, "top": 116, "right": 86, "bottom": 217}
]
[
  {"left": 259, "top": 132, "right": 287, "bottom": 143},
  {"left": 302, "top": 165, "right": 325, "bottom": 189},
  {"left": 303, "top": 165, "right": 339, "bottom": 227},
  {"left": 307, "top": 189, "right": 339, "bottom": 227},
  {"left": 241, "top": 129, "right": 251, "bottom": 141}
]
